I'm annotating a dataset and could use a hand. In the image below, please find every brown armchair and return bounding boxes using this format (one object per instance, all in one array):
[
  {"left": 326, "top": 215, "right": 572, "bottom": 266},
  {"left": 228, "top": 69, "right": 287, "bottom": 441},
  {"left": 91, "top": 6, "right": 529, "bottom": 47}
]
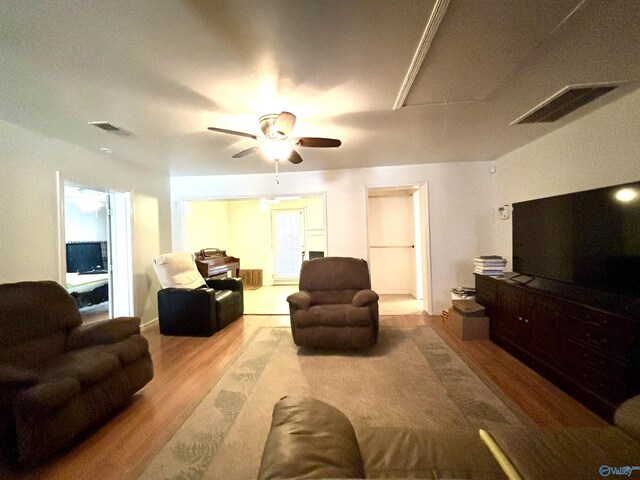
[
  {"left": 0, "top": 281, "right": 153, "bottom": 465},
  {"left": 287, "top": 257, "right": 379, "bottom": 349}
]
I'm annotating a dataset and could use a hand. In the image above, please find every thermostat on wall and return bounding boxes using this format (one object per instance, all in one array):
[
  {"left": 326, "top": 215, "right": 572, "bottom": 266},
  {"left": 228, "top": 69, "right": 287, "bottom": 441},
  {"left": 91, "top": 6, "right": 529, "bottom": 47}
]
[{"left": 498, "top": 205, "right": 510, "bottom": 220}]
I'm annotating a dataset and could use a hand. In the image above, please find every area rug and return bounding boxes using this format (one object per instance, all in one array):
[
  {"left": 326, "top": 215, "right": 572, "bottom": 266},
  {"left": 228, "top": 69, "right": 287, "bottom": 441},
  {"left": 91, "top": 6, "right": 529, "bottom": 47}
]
[{"left": 139, "top": 327, "right": 529, "bottom": 480}]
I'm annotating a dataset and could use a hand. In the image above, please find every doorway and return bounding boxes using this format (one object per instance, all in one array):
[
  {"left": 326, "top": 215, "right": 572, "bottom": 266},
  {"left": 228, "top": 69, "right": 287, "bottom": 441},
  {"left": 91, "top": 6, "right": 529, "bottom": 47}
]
[
  {"left": 61, "top": 182, "right": 133, "bottom": 322},
  {"left": 367, "top": 186, "right": 427, "bottom": 313},
  {"left": 181, "top": 194, "right": 326, "bottom": 286}
]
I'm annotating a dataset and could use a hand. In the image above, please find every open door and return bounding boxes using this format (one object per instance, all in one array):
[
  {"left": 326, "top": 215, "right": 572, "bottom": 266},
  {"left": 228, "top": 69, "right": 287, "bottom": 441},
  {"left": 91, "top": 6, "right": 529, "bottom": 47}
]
[
  {"left": 109, "top": 190, "right": 134, "bottom": 317},
  {"left": 61, "top": 182, "right": 133, "bottom": 322},
  {"left": 367, "top": 185, "right": 429, "bottom": 313}
]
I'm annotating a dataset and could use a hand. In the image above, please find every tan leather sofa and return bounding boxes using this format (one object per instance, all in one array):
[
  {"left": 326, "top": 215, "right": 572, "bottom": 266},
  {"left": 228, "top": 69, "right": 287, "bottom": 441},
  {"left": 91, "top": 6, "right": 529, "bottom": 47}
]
[
  {"left": 287, "top": 257, "right": 379, "bottom": 349},
  {"left": 258, "top": 395, "right": 640, "bottom": 479},
  {"left": 0, "top": 281, "right": 154, "bottom": 465}
]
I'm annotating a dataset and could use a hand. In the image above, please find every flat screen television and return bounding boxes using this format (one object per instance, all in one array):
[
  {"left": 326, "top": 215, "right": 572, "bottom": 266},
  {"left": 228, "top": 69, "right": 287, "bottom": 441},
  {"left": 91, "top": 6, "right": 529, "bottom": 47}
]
[
  {"left": 512, "top": 181, "right": 640, "bottom": 298},
  {"left": 66, "top": 241, "right": 107, "bottom": 273}
]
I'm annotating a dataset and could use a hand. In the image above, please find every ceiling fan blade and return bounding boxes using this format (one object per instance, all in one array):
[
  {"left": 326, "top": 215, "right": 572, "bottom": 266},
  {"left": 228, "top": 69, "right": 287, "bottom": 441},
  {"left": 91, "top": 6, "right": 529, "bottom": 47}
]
[
  {"left": 287, "top": 149, "right": 303, "bottom": 164},
  {"left": 207, "top": 126, "right": 258, "bottom": 140},
  {"left": 274, "top": 111, "right": 296, "bottom": 136},
  {"left": 294, "top": 137, "right": 342, "bottom": 148},
  {"left": 232, "top": 146, "right": 260, "bottom": 158}
]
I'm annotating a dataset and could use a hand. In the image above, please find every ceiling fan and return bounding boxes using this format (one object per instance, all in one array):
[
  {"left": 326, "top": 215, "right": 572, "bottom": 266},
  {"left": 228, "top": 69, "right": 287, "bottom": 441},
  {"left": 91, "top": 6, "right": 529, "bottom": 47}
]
[{"left": 207, "top": 111, "right": 341, "bottom": 165}]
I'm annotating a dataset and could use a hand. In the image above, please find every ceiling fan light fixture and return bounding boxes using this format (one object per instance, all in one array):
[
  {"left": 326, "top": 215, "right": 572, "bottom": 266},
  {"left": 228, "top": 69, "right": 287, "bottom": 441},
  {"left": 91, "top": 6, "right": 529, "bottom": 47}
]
[
  {"left": 207, "top": 110, "right": 340, "bottom": 166},
  {"left": 260, "top": 140, "right": 292, "bottom": 161},
  {"left": 259, "top": 114, "right": 283, "bottom": 139}
]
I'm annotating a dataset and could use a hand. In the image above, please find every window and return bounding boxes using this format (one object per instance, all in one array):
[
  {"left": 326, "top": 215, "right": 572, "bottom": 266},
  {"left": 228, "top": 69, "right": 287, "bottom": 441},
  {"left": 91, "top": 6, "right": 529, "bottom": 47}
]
[{"left": 272, "top": 209, "right": 304, "bottom": 282}]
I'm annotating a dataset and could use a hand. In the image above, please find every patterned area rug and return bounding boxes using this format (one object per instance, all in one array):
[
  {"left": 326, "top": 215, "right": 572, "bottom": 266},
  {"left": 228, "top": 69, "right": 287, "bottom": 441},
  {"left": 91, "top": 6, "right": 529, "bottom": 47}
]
[{"left": 140, "top": 327, "right": 529, "bottom": 480}]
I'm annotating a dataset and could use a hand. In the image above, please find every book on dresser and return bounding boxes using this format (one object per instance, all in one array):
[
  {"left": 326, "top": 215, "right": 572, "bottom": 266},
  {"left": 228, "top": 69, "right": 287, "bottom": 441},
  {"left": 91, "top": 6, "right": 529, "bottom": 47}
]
[{"left": 473, "top": 255, "right": 507, "bottom": 276}]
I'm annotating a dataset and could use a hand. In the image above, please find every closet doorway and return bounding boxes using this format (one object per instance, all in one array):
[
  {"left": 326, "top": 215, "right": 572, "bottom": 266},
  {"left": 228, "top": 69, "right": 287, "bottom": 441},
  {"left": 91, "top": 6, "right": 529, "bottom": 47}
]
[{"left": 367, "top": 185, "right": 428, "bottom": 313}]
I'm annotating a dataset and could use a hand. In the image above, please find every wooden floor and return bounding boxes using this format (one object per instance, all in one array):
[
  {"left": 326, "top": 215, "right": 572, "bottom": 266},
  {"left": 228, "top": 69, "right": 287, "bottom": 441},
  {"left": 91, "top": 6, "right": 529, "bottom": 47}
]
[{"left": 2, "top": 314, "right": 605, "bottom": 480}]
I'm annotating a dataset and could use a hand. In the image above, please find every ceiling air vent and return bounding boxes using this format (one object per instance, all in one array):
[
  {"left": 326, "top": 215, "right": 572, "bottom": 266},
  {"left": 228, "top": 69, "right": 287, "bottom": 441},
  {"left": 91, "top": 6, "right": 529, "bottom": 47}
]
[
  {"left": 512, "top": 84, "right": 619, "bottom": 125},
  {"left": 88, "top": 121, "right": 133, "bottom": 137}
]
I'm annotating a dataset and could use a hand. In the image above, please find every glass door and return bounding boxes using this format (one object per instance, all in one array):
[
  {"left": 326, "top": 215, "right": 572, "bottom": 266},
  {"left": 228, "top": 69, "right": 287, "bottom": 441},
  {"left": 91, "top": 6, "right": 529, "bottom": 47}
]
[{"left": 271, "top": 209, "right": 305, "bottom": 283}]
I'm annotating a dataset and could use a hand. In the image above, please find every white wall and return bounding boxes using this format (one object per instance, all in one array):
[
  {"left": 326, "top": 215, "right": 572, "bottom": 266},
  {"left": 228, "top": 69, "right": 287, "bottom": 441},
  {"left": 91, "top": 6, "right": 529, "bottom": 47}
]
[
  {"left": 183, "top": 200, "right": 230, "bottom": 253},
  {"left": 171, "top": 162, "right": 497, "bottom": 313},
  {"left": 0, "top": 119, "right": 172, "bottom": 324},
  {"left": 494, "top": 86, "right": 640, "bottom": 266},
  {"left": 228, "top": 200, "right": 274, "bottom": 282}
]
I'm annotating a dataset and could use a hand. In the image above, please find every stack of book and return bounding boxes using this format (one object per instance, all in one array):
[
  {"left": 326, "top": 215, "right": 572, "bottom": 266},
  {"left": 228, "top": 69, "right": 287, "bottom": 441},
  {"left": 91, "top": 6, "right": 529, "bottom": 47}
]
[{"left": 474, "top": 255, "right": 507, "bottom": 276}]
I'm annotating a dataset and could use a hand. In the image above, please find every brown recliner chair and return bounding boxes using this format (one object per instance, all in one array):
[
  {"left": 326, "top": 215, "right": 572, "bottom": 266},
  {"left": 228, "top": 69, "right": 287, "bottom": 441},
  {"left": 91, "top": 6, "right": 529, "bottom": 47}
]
[
  {"left": 0, "top": 281, "right": 154, "bottom": 465},
  {"left": 287, "top": 257, "right": 379, "bottom": 349}
]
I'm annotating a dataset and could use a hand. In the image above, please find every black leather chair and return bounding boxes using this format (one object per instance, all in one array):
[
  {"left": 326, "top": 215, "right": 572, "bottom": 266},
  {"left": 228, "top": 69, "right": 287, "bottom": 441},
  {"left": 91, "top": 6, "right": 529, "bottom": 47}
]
[{"left": 154, "top": 253, "right": 243, "bottom": 336}]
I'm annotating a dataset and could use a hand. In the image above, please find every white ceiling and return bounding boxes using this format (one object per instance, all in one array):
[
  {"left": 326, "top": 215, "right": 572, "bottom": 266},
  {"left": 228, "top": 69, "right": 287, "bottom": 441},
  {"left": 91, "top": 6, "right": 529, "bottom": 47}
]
[{"left": 1, "top": 0, "right": 639, "bottom": 176}]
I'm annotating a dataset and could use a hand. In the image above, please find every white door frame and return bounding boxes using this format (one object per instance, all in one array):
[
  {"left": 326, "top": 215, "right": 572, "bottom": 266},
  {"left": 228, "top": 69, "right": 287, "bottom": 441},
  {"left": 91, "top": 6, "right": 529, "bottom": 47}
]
[
  {"left": 365, "top": 182, "right": 433, "bottom": 314},
  {"left": 56, "top": 172, "right": 134, "bottom": 317},
  {"left": 418, "top": 183, "right": 434, "bottom": 315}
]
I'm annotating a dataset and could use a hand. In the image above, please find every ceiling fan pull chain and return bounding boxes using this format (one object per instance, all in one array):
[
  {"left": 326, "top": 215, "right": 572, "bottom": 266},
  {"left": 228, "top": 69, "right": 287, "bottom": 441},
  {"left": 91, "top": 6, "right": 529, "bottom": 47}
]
[{"left": 275, "top": 159, "right": 280, "bottom": 184}]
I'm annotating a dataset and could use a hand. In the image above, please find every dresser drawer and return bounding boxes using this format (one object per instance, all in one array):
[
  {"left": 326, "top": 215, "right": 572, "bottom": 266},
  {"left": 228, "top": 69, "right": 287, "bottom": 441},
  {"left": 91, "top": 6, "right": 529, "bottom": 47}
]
[
  {"left": 566, "top": 308, "right": 635, "bottom": 363},
  {"left": 564, "top": 357, "right": 628, "bottom": 404},
  {"left": 484, "top": 274, "right": 639, "bottom": 421},
  {"left": 566, "top": 339, "right": 628, "bottom": 381}
]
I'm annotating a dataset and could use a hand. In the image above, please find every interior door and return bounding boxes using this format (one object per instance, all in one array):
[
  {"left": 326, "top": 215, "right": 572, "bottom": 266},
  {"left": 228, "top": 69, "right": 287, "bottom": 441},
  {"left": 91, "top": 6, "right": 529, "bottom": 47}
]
[
  {"left": 271, "top": 209, "right": 305, "bottom": 283},
  {"left": 108, "top": 190, "right": 134, "bottom": 317}
]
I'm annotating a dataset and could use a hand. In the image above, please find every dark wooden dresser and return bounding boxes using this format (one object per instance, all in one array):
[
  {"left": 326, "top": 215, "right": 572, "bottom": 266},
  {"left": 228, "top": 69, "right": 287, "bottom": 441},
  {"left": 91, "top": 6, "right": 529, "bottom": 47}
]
[{"left": 475, "top": 273, "right": 640, "bottom": 421}]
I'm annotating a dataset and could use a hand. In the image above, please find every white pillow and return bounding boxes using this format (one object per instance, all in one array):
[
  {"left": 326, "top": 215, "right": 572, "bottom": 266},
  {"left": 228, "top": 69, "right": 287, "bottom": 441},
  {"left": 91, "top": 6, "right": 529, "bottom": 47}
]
[{"left": 154, "top": 252, "right": 206, "bottom": 289}]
